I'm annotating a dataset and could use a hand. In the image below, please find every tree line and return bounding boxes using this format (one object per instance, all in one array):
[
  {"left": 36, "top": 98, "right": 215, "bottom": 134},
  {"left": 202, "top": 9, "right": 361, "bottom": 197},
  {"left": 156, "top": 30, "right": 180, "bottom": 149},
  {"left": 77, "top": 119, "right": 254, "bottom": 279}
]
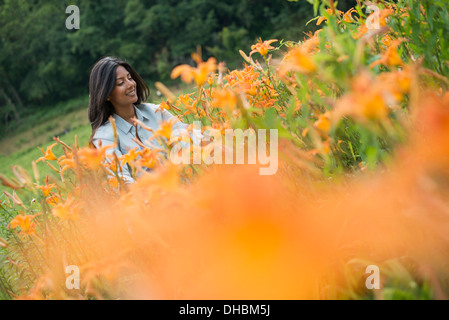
[{"left": 0, "top": 0, "right": 354, "bottom": 131}]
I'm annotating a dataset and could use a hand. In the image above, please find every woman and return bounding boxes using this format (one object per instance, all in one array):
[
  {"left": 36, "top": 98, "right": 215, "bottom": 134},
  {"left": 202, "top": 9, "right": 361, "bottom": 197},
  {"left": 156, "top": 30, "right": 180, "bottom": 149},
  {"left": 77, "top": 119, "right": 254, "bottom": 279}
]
[{"left": 88, "top": 56, "right": 187, "bottom": 183}]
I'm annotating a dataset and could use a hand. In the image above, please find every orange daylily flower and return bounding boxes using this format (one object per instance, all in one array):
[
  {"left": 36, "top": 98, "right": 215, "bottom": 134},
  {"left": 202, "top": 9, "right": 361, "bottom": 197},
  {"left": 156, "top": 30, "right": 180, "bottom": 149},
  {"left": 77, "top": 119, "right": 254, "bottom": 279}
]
[
  {"left": 176, "top": 93, "right": 194, "bottom": 106},
  {"left": 58, "top": 156, "right": 76, "bottom": 173},
  {"left": 211, "top": 88, "right": 238, "bottom": 111},
  {"left": 225, "top": 66, "right": 261, "bottom": 97},
  {"left": 334, "top": 71, "right": 390, "bottom": 122},
  {"left": 157, "top": 100, "right": 172, "bottom": 111},
  {"left": 278, "top": 32, "right": 319, "bottom": 77},
  {"left": 106, "top": 177, "right": 120, "bottom": 190},
  {"left": 135, "top": 148, "right": 163, "bottom": 169},
  {"left": 279, "top": 47, "right": 317, "bottom": 76},
  {"left": 45, "top": 193, "right": 62, "bottom": 206},
  {"left": 314, "top": 112, "right": 332, "bottom": 133},
  {"left": 171, "top": 54, "right": 217, "bottom": 87},
  {"left": 342, "top": 8, "right": 357, "bottom": 23},
  {"left": 152, "top": 117, "right": 180, "bottom": 141},
  {"left": 316, "top": 8, "right": 344, "bottom": 25},
  {"left": 156, "top": 99, "right": 181, "bottom": 113},
  {"left": 175, "top": 93, "right": 199, "bottom": 115},
  {"left": 37, "top": 182, "right": 56, "bottom": 197},
  {"left": 377, "top": 8, "right": 395, "bottom": 27},
  {"left": 52, "top": 196, "right": 81, "bottom": 221},
  {"left": 36, "top": 143, "right": 58, "bottom": 163},
  {"left": 249, "top": 38, "right": 278, "bottom": 57},
  {"left": 77, "top": 144, "right": 113, "bottom": 171},
  {"left": 103, "top": 154, "right": 121, "bottom": 174},
  {"left": 381, "top": 34, "right": 393, "bottom": 47},
  {"left": 120, "top": 147, "right": 140, "bottom": 167},
  {"left": 9, "top": 213, "right": 38, "bottom": 237},
  {"left": 370, "top": 39, "right": 405, "bottom": 68},
  {"left": 376, "top": 68, "right": 412, "bottom": 104}
]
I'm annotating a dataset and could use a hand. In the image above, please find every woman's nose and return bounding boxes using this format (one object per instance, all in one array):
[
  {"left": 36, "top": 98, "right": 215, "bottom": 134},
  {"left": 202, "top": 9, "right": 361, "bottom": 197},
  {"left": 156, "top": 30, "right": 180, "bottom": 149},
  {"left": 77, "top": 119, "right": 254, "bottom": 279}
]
[{"left": 127, "top": 78, "right": 135, "bottom": 87}]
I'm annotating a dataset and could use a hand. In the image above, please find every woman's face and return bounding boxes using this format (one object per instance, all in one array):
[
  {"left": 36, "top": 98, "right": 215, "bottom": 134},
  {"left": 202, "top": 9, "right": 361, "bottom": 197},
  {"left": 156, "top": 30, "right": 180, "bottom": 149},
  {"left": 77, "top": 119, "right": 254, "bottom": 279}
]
[{"left": 108, "top": 65, "right": 138, "bottom": 109}]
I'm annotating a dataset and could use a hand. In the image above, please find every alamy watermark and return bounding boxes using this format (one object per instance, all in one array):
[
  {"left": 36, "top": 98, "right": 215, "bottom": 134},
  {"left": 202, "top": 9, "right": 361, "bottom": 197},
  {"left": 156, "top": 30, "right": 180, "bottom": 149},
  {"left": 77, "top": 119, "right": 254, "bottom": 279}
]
[
  {"left": 65, "top": 265, "right": 80, "bottom": 290},
  {"left": 65, "top": 5, "right": 80, "bottom": 30},
  {"left": 168, "top": 121, "right": 278, "bottom": 176},
  {"left": 365, "top": 265, "right": 380, "bottom": 289},
  {"left": 366, "top": 5, "right": 381, "bottom": 30}
]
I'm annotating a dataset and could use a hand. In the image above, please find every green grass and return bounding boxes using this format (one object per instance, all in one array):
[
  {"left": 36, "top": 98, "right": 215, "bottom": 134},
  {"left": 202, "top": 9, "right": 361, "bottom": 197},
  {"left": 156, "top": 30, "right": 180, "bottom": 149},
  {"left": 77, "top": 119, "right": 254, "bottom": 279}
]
[
  {"left": 0, "top": 95, "right": 92, "bottom": 184},
  {"left": 0, "top": 84, "right": 191, "bottom": 185},
  {"left": 0, "top": 123, "right": 91, "bottom": 184}
]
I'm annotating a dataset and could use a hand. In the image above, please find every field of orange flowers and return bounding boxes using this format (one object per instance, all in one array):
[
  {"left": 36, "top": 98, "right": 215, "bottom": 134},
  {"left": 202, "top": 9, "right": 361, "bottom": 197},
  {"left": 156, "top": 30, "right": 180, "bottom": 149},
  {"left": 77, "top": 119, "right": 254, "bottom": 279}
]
[{"left": 1, "top": 0, "right": 449, "bottom": 300}]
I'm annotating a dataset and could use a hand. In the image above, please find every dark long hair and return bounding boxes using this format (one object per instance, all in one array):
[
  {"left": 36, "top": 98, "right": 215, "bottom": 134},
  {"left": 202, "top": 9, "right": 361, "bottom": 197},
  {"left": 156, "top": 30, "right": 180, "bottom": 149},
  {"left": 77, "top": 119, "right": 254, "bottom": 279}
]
[{"left": 88, "top": 56, "right": 150, "bottom": 145}]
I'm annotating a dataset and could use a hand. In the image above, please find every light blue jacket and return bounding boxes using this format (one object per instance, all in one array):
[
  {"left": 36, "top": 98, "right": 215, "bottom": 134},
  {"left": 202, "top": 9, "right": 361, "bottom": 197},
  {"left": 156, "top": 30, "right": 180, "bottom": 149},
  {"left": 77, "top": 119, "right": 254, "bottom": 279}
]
[{"left": 92, "top": 103, "right": 188, "bottom": 183}]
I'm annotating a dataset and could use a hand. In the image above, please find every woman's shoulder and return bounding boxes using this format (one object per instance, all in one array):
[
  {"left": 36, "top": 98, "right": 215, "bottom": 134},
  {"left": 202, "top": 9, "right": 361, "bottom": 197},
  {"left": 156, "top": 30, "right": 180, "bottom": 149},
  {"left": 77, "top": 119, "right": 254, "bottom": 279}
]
[
  {"left": 93, "top": 120, "right": 114, "bottom": 142},
  {"left": 136, "top": 102, "right": 160, "bottom": 115}
]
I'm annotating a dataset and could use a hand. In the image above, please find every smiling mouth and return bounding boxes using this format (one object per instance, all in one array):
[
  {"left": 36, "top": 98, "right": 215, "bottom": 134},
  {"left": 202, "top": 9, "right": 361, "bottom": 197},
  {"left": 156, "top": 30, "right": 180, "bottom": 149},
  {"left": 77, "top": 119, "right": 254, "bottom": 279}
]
[{"left": 126, "top": 89, "right": 136, "bottom": 96}]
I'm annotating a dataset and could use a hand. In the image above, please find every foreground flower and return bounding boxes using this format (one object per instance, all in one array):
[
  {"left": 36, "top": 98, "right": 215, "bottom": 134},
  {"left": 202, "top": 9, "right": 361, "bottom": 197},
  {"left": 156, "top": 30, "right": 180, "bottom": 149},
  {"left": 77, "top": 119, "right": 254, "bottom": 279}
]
[
  {"left": 119, "top": 147, "right": 140, "bottom": 167},
  {"left": 9, "top": 213, "right": 38, "bottom": 237},
  {"left": 77, "top": 144, "right": 114, "bottom": 171},
  {"left": 370, "top": 39, "right": 405, "bottom": 68},
  {"left": 249, "top": 38, "right": 278, "bottom": 57},
  {"left": 36, "top": 143, "right": 58, "bottom": 163},
  {"left": 52, "top": 196, "right": 81, "bottom": 221},
  {"left": 333, "top": 71, "right": 390, "bottom": 122},
  {"left": 314, "top": 112, "right": 332, "bottom": 133},
  {"left": 45, "top": 193, "right": 62, "bottom": 206},
  {"left": 152, "top": 117, "right": 180, "bottom": 141},
  {"left": 210, "top": 88, "right": 238, "bottom": 111},
  {"left": 36, "top": 182, "right": 56, "bottom": 197},
  {"left": 279, "top": 46, "right": 317, "bottom": 76},
  {"left": 135, "top": 148, "right": 163, "bottom": 170}
]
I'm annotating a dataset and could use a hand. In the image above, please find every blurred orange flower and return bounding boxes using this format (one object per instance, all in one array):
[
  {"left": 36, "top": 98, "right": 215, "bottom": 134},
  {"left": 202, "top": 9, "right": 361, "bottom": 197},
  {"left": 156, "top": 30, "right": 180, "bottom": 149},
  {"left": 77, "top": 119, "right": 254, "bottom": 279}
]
[
  {"left": 37, "top": 182, "right": 56, "bottom": 197},
  {"left": 77, "top": 144, "right": 113, "bottom": 171},
  {"left": 210, "top": 88, "right": 238, "bottom": 111},
  {"left": 171, "top": 53, "right": 217, "bottom": 87},
  {"left": 342, "top": 8, "right": 357, "bottom": 23},
  {"left": 316, "top": 8, "right": 344, "bottom": 25},
  {"left": 36, "top": 143, "right": 58, "bottom": 163},
  {"left": 9, "top": 214, "right": 38, "bottom": 237},
  {"left": 52, "top": 196, "right": 81, "bottom": 221},
  {"left": 334, "top": 71, "right": 390, "bottom": 122},
  {"left": 175, "top": 93, "right": 199, "bottom": 115},
  {"left": 370, "top": 39, "right": 405, "bottom": 68},
  {"left": 135, "top": 148, "right": 163, "bottom": 169},
  {"left": 249, "top": 38, "right": 278, "bottom": 57},
  {"left": 120, "top": 147, "right": 140, "bottom": 167},
  {"left": 58, "top": 155, "right": 76, "bottom": 173},
  {"left": 279, "top": 47, "right": 317, "bottom": 76},
  {"left": 152, "top": 117, "right": 180, "bottom": 141},
  {"left": 314, "top": 112, "right": 332, "bottom": 133},
  {"left": 45, "top": 193, "right": 62, "bottom": 206}
]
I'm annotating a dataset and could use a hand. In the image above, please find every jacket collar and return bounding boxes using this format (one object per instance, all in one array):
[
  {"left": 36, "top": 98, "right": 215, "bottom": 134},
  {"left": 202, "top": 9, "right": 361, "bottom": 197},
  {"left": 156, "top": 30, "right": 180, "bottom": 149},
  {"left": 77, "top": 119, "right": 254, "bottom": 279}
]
[{"left": 113, "top": 104, "right": 148, "bottom": 134}]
